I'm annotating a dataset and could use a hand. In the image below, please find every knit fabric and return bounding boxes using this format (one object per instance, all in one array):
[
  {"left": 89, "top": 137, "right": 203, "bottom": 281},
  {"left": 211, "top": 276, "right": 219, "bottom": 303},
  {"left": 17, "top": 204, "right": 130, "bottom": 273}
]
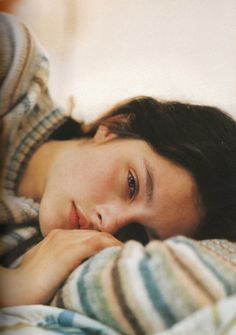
[
  {"left": 0, "top": 13, "right": 67, "bottom": 264},
  {"left": 1, "top": 237, "right": 236, "bottom": 334}
]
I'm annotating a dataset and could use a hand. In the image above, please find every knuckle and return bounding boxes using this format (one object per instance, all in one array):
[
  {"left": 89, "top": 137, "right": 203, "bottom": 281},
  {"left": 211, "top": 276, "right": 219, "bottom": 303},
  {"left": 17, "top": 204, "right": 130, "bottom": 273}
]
[
  {"left": 86, "top": 235, "right": 106, "bottom": 250},
  {"left": 90, "top": 232, "right": 115, "bottom": 249}
]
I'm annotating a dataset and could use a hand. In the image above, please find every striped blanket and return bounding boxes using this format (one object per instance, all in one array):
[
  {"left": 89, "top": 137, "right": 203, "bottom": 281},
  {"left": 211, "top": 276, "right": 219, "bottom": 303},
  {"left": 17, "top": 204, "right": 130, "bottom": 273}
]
[{"left": 1, "top": 237, "right": 236, "bottom": 334}]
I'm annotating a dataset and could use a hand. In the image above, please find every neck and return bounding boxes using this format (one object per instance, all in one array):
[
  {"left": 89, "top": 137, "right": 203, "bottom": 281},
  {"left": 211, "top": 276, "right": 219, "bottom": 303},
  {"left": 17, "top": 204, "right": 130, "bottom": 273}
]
[{"left": 17, "top": 140, "right": 63, "bottom": 201}]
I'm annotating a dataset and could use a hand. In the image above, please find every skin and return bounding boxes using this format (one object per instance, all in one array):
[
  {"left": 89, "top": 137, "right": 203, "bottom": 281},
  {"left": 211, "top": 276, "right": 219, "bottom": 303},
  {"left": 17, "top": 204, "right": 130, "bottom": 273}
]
[
  {"left": 0, "top": 230, "right": 121, "bottom": 306},
  {"left": 0, "top": 125, "right": 203, "bottom": 307},
  {"left": 18, "top": 125, "right": 203, "bottom": 239}
]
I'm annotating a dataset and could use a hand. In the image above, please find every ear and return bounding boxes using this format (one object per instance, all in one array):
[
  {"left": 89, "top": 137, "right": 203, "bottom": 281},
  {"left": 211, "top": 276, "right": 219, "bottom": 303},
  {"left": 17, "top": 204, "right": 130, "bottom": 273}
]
[{"left": 93, "top": 125, "right": 117, "bottom": 143}]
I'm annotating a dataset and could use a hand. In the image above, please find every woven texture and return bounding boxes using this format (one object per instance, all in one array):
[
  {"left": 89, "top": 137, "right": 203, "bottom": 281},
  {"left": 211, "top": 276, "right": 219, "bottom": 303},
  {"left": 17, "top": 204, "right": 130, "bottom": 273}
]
[{"left": 0, "top": 13, "right": 67, "bottom": 263}]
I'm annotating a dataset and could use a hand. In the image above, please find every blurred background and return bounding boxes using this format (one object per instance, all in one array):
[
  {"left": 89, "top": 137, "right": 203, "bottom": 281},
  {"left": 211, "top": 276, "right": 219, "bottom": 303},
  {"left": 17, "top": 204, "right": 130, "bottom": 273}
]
[{"left": 1, "top": 0, "right": 236, "bottom": 121}]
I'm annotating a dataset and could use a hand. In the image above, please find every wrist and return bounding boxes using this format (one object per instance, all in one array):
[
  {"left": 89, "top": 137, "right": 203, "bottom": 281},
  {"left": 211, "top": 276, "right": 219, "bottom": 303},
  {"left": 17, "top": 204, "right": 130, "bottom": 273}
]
[{"left": 0, "top": 266, "right": 36, "bottom": 307}]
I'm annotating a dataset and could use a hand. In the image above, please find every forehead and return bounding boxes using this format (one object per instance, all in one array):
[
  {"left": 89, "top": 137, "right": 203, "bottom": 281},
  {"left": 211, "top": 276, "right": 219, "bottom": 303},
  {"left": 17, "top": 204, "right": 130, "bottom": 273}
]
[{"left": 139, "top": 143, "right": 203, "bottom": 238}]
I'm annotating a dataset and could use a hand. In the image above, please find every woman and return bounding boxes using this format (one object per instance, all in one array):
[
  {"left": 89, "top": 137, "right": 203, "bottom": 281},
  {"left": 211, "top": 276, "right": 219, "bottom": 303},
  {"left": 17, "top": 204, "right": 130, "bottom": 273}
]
[{"left": 0, "top": 13, "right": 236, "bottom": 307}]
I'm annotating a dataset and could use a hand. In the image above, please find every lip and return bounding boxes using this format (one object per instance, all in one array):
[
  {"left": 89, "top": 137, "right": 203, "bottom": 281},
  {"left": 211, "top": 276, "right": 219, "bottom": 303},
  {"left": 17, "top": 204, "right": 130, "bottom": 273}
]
[{"left": 69, "top": 202, "right": 90, "bottom": 230}]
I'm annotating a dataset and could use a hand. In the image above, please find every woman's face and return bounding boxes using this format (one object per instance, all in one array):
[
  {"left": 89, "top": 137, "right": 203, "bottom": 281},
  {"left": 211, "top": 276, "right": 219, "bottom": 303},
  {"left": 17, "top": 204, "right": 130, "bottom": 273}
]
[{"left": 39, "top": 126, "right": 203, "bottom": 239}]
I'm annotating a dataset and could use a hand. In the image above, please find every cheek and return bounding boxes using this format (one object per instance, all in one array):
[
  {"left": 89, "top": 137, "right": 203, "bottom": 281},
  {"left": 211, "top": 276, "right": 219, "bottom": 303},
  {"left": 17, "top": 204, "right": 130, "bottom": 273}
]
[
  {"left": 47, "top": 148, "right": 122, "bottom": 203},
  {"left": 81, "top": 157, "right": 121, "bottom": 198}
]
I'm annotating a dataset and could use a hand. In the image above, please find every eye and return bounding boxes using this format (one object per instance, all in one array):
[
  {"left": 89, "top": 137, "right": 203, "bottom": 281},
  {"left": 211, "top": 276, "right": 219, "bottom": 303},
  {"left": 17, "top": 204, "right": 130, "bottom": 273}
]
[{"left": 128, "top": 171, "right": 137, "bottom": 199}]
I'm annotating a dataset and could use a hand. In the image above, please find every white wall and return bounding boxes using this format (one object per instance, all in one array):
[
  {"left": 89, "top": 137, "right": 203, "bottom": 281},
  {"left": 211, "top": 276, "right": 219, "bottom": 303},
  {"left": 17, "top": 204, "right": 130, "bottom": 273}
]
[{"left": 15, "top": 0, "right": 236, "bottom": 120}]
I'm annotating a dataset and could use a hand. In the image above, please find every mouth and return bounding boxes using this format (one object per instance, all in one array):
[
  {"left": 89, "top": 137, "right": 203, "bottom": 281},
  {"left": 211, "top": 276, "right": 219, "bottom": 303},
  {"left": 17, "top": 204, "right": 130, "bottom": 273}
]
[{"left": 69, "top": 202, "right": 89, "bottom": 230}]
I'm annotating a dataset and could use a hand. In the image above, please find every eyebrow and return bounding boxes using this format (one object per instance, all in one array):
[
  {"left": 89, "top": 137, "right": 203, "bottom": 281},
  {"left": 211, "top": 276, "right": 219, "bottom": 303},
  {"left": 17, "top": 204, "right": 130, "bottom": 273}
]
[{"left": 144, "top": 159, "right": 154, "bottom": 205}]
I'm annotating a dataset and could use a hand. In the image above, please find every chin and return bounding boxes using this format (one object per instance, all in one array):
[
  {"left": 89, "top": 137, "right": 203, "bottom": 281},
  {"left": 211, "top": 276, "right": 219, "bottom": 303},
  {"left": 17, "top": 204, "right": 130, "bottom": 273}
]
[
  {"left": 39, "top": 210, "right": 64, "bottom": 237},
  {"left": 39, "top": 218, "right": 50, "bottom": 237}
]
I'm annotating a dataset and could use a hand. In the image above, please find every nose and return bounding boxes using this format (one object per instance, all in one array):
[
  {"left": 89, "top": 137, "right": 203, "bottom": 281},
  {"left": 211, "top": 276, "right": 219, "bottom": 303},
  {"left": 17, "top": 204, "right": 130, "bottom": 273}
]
[{"left": 94, "top": 203, "right": 129, "bottom": 234}]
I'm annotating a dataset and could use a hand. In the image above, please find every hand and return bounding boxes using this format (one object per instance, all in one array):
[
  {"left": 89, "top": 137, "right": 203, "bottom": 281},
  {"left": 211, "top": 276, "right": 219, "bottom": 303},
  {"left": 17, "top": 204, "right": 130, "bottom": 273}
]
[{"left": 0, "top": 229, "right": 122, "bottom": 306}]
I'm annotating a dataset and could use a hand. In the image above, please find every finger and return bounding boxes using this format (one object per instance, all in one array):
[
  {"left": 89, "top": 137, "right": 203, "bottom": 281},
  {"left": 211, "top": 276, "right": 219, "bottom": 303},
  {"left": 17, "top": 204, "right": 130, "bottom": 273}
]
[
  {"left": 45, "top": 229, "right": 123, "bottom": 247},
  {"left": 61, "top": 232, "right": 122, "bottom": 271}
]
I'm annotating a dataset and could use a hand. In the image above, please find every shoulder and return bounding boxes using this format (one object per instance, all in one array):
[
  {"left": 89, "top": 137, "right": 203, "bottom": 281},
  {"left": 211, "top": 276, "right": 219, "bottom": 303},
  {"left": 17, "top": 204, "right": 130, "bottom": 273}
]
[
  {"left": 0, "top": 13, "right": 49, "bottom": 118},
  {"left": 0, "top": 13, "right": 66, "bottom": 194}
]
